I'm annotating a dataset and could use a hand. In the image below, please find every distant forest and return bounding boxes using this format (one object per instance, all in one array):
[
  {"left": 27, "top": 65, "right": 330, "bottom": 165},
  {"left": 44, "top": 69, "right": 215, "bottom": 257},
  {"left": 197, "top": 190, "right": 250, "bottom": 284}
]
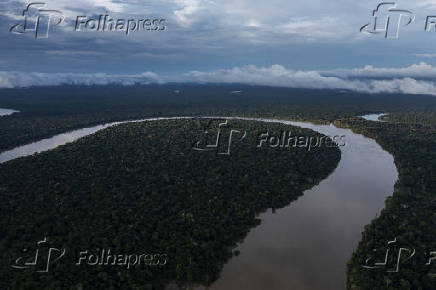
[{"left": 0, "top": 84, "right": 435, "bottom": 152}]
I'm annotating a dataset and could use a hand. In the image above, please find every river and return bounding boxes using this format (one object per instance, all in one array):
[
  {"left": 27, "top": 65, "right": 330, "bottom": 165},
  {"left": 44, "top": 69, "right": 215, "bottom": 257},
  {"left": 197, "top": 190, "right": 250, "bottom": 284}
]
[
  {"left": 0, "top": 108, "right": 19, "bottom": 116},
  {"left": 208, "top": 116, "right": 397, "bottom": 290},
  {"left": 361, "top": 113, "right": 387, "bottom": 122},
  {"left": 0, "top": 114, "right": 398, "bottom": 290}
]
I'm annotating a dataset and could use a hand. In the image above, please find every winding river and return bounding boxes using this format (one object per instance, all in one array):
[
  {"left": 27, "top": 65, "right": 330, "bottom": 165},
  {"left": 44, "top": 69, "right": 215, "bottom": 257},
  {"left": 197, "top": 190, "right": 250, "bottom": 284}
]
[
  {"left": 0, "top": 114, "right": 397, "bottom": 290},
  {"left": 210, "top": 116, "right": 396, "bottom": 290}
]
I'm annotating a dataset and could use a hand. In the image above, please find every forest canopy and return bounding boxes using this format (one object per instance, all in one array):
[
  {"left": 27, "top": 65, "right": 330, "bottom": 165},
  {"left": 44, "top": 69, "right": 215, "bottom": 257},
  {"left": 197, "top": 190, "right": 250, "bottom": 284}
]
[{"left": 0, "top": 119, "right": 341, "bottom": 289}]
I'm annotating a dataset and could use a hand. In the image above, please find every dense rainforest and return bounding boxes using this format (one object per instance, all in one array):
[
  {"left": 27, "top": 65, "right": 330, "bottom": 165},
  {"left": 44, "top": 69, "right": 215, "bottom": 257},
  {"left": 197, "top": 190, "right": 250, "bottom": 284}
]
[
  {"left": 1, "top": 84, "right": 436, "bottom": 152},
  {"left": 0, "top": 119, "right": 340, "bottom": 289},
  {"left": 1, "top": 84, "right": 436, "bottom": 288},
  {"left": 335, "top": 118, "right": 436, "bottom": 289}
]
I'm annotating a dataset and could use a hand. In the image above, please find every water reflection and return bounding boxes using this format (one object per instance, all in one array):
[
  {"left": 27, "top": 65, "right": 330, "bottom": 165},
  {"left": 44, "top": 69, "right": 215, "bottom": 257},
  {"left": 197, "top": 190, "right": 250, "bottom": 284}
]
[
  {"left": 0, "top": 117, "right": 190, "bottom": 164},
  {"left": 0, "top": 108, "right": 19, "bottom": 116},
  {"left": 360, "top": 113, "right": 387, "bottom": 122},
  {"left": 0, "top": 116, "right": 398, "bottom": 290},
  {"left": 207, "top": 118, "right": 397, "bottom": 290}
]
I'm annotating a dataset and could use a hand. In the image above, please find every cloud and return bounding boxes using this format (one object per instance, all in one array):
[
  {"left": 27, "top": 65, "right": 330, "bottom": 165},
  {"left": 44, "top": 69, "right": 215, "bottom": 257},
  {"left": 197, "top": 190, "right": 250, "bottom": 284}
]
[
  {"left": 177, "top": 64, "right": 436, "bottom": 96},
  {"left": 368, "top": 77, "right": 436, "bottom": 95},
  {"left": 0, "top": 0, "right": 365, "bottom": 43},
  {"left": 324, "top": 62, "right": 436, "bottom": 79},
  {"left": 0, "top": 71, "right": 161, "bottom": 88},
  {"left": 415, "top": 0, "right": 436, "bottom": 9},
  {"left": 1, "top": 0, "right": 435, "bottom": 76},
  {"left": 45, "top": 50, "right": 109, "bottom": 56},
  {"left": 173, "top": 0, "right": 204, "bottom": 26},
  {"left": 180, "top": 65, "right": 354, "bottom": 89},
  {"left": 275, "top": 17, "right": 344, "bottom": 39},
  {"left": 413, "top": 53, "right": 436, "bottom": 58},
  {"left": 2, "top": 64, "right": 436, "bottom": 96}
]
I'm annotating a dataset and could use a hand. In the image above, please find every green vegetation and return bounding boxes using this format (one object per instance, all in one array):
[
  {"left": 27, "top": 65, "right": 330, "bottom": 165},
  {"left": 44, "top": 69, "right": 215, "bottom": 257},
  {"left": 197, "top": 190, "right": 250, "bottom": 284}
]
[
  {"left": 0, "top": 119, "right": 340, "bottom": 289},
  {"left": 2, "top": 85, "right": 436, "bottom": 152},
  {"left": 2, "top": 84, "right": 436, "bottom": 288},
  {"left": 335, "top": 118, "right": 436, "bottom": 289}
]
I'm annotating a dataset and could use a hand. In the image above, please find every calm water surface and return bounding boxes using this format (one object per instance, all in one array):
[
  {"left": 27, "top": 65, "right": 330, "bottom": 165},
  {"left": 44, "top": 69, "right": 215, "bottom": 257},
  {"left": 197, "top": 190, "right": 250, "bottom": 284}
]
[
  {"left": 0, "top": 116, "right": 398, "bottom": 290},
  {"left": 361, "top": 113, "right": 387, "bottom": 122},
  {"left": 0, "top": 117, "right": 190, "bottom": 164},
  {"left": 0, "top": 108, "right": 19, "bottom": 116},
  {"left": 208, "top": 117, "right": 397, "bottom": 290}
]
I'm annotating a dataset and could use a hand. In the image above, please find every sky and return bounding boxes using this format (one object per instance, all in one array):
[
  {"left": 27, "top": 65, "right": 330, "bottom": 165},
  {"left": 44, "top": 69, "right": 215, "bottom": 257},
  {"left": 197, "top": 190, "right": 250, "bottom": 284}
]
[{"left": 1, "top": 0, "right": 436, "bottom": 95}]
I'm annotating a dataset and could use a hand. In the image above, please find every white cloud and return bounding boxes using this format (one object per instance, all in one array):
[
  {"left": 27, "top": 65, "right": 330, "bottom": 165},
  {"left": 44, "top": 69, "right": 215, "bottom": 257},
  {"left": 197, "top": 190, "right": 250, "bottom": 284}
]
[
  {"left": 177, "top": 64, "right": 436, "bottom": 96},
  {"left": 45, "top": 50, "right": 108, "bottom": 56},
  {"left": 368, "top": 77, "right": 436, "bottom": 95},
  {"left": 415, "top": 0, "right": 436, "bottom": 9},
  {"left": 0, "top": 0, "right": 365, "bottom": 43},
  {"left": 412, "top": 53, "right": 436, "bottom": 58},
  {"left": 0, "top": 71, "right": 161, "bottom": 88},
  {"left": 1, "top": 0, "right": 435, "bottom": 48},
  {"left": 276, "top": 17, "right": 343, "bottom": 39},
  {"left": 0, "top": 77, "right": 12, "bottom": 88},
  {"left": 180, "top": 65, "right": 353, "bottom": 89},
  {"left": 2, "top": 64, "right": 436, "bottom": 96},
  {"left": 325, "top": 62, "right": 436, "bottom": 79},
  {"left": 173, "top": 0, "right": 204, "bottom": 26}
]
